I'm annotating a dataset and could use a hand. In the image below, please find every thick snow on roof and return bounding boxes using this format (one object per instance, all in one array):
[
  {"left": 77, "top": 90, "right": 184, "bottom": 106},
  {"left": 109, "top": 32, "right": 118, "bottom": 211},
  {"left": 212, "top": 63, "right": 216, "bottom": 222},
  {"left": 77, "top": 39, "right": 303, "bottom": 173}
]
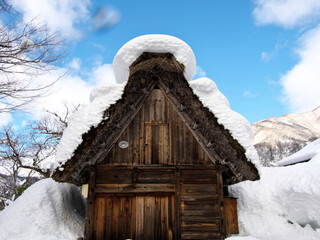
[
  {"left": 0, "top": 179, "right": 85, "bottom": 240},
  {"left": 278, "top": 138, "right": 320, "bottom": 166},
  {"left": 52, "top": 83, "right": 125, "bottom": 171},
  {"left": 189, "top": 77, "right": 260, "bottom": 168},
  {"left": 53, "top": 36, "right": 259, "bottom": 171},
  {"left": 113, "top": 34, "right": 196, "bottom": 83}
]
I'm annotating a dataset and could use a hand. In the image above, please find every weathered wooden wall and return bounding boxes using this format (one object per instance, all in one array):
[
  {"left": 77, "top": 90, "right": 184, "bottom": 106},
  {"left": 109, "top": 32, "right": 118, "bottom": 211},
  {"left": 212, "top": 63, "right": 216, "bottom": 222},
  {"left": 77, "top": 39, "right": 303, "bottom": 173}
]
[
  {"left": 102, "top": 89, "right": 212, "bottom": 165},
  {"left": 86, "top": 166, "right": 225, "bottom": 240}
]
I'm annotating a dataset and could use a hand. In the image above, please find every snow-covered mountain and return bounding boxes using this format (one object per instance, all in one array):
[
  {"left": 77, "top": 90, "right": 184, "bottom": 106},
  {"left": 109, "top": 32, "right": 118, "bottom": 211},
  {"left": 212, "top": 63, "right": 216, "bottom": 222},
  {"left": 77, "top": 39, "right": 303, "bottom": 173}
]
[{"left": 252, "top": 106, "right": 320, "bottom": 165}]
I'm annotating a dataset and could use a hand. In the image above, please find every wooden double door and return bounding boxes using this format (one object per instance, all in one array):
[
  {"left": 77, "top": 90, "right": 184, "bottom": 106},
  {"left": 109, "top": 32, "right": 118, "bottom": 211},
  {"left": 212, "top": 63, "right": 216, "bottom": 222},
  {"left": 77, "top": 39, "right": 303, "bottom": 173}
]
[{"left": 93, "top": 194, "right": 175, "bottom": 240}]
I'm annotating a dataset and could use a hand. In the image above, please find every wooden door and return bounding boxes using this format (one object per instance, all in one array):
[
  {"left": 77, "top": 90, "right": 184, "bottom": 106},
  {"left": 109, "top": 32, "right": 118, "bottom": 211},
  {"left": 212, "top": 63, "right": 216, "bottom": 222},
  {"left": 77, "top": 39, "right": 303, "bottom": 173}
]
[
  {"left": 93, "top": 194, "right": 175, "bottom": 240},
  {"left": 144, "top": 122, "right": 170, "bottom": 164}
]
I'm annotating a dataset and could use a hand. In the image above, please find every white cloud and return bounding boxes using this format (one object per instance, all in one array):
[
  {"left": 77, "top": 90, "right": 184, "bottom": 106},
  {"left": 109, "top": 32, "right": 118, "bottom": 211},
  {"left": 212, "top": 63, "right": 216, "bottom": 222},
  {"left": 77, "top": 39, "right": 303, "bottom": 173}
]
[
  {"left": 68, "top": 58, "right": 82, "bottom": 71},
  {"left": 20, "top": 62, "right": 115, "bottom": 120},
  {"left": 243, "top": 90, "right": 258, "bottom": 98},
  {"left": 253, "top": 0, "right": 320, "bottom": 112},
  {"left": 90, "top": 64, "right": 116, "bottom": 86},
  {"left": 194, "top": 66, "right": 207, "bottom": 78},
  {"left": 253, "top": 0, "right": 320, "bottom": 28},
  {"left": 281, "top": 24, "right": 320, "bottom": 112},
  {"left": 9, "top": 0, "right": 91, "bottom": 39}
]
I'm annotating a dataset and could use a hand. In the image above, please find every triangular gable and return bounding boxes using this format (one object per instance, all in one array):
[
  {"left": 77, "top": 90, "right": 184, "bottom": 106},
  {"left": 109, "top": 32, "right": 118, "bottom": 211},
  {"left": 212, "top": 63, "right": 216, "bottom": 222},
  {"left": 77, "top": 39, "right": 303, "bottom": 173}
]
[
  {"left": 101, "top": 88, "right": 213, "bottom": 166},
  {"left": 52, "top": 52, "right": 259, "bottom": 185}
]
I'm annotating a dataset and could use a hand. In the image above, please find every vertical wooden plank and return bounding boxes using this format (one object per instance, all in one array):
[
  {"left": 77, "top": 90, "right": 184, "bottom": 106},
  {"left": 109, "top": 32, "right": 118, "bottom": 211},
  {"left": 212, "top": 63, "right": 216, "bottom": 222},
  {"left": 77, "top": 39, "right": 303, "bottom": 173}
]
[
  {"left": 168, "top": 194, "right": 174, "bottom": 240},
  {"left": 112, "top": 197, "right": 119, "bottom": 240},
  {"left": 136, "top": 196, "right": 144, "bottom": 240},
  {"left": 224, "top": 197, "right": 239, "bottom": 235},
  {"left": 118, "top": 197, "right": 126, "bottom": 239},
  {"left": 139, "top": 108, "right": 145, "bottom": 165},
  {"left": 145, "top": 124, "right": 152, "bottom": 164},
  {"left": 84, "top": 170, "right": 95, "bottom": 240},
  {"left": 161, "top": 196, "right": 169, "bottom": 239},
  {"left": 131, "top": 196, "right": 136, "bottom": 240},
  {"left": 155, "top": 196, "right": 162, "bottom": 240},
  {"left": 183, "top": 125, "right": 190, "bottom": 165},
  {"left": 132, "top": 111, "right": 140, "bottom": 164},
  {"left": 217, "top": 171, "right": 226, "bottom": 239},
  {"left": 168, "top": 123, "right": 172, "bottom": 165},
  {"left": 104, "top": 196, "right": 113, "bottom": 240},
  {"left": 125, "top": 197, "right": 132, "bottom": 239},
  {"left": 94, "top": 197, "right": 105, "bottom": 240},
  {"left": 175, "top": 168, "right": 181, "bottom": 240},
  {"left": 144, "top": 196, "right": 155, "bottom": 239},
  {"left": 159, "top": 125, "right": 164, "bottom": 164}
]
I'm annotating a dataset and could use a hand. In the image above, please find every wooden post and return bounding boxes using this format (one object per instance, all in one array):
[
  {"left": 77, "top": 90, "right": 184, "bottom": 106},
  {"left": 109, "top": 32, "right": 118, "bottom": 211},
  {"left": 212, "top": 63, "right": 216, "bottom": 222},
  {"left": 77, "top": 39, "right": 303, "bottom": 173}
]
[
  {"left": 175, "top": 167, "right": 181, "bottom": 240},
  {"left": 84, "top": 169, "right": 96, "bottom": 240},
  {"left": 217, "top": 171, "right": 226, "bottom": 239},
  {"left": 224, "top": 197, "right": 239, "bottom": 235}
]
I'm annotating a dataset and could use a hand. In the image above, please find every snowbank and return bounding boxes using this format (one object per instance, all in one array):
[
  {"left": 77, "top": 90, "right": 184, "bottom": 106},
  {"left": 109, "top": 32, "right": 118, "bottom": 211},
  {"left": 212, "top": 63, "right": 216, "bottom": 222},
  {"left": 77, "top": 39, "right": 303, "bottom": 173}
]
[
  {"left": 113, "top": 34, "right": 196, "bottom": 83},
  {"left": 229, "top": 146, "right": 320, "bottom": 240},
  {"left": 0, "top": 178, "right": 85, "bottom": 240},
  {"left": 278, "top": 138, "right": 320, "bottom": 166},
  {"left": 190, "top": 77, "right": 260, "bottom": 168},
  {"left": 52, "top": 83, "right": 125, "bottom": 170}
]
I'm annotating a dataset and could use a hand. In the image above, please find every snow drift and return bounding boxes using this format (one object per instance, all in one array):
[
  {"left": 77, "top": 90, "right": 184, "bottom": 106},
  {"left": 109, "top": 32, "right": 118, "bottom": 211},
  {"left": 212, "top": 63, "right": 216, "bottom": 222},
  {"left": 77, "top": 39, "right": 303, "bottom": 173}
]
[
  {"left": 229, "top": 139, "right": 320, "bottom": 240},
  {"left": 0, "top": 179, "right": 85, "bottom": 240}
]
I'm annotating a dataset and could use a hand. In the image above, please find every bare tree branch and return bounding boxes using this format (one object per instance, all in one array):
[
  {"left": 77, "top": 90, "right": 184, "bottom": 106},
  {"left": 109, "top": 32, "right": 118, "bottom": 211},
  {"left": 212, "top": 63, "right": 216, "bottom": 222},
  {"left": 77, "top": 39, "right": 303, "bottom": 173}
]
[{"left": 0, "top": 0, "right": 65, "bottom": 113}]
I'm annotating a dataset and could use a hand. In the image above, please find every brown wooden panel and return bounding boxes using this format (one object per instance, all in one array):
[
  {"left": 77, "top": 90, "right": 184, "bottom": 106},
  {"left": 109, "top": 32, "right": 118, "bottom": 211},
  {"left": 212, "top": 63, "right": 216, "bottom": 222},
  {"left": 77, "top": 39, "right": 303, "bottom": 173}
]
[
  {"left": 181, "top": 231, "right": 221, "bottom": 240},
  {"left": 95, "top": 183, "right": 175, "bottom": 194},
  {"left": 180, "top": 169, "right": 217, "bottom": 184},
  {"left": 135, "top": 168, "right": 175, "bottom": 184},
  {"left": 179, "top": 168, "right": 221, "bottom": 240},
  {"left": 105, "top": 197, "right": 112, "bottom": 239},
  {"left": 95, "top": 169, "right": 132, "bottom": 184},
  {"left": 224, "top": 197, "right": 239, "bottom": 235},
  {"left": 93, "top": 197, "right": 105, "bottom": 240},
  {"left": 181, "top": 183, "right": 218, "bottom": 194},
  {"left": 181, "top": 222, "right": 219, "bottom": 232},
  {"left": 112, "top": 197, "right": 119, "bottom": 239},
  {"left": 101, "top": 88, "right": 214, "bottom": 165}
]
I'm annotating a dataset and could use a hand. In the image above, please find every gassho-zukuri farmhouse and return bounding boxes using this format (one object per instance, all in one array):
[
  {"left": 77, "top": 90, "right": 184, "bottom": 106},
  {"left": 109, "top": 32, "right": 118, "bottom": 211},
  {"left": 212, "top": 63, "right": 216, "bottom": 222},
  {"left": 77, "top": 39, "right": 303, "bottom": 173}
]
[{"left": 51, "top": 34, "right": 260, "bottom": 240}]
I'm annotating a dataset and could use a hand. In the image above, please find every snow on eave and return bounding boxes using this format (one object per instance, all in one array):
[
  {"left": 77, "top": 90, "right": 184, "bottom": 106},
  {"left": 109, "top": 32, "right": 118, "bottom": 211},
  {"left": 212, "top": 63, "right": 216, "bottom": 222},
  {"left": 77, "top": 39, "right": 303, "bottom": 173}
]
[
  {"left": 278, "top": 138, "right": 320, "bottom": 166},
  {"left": 113, "top": 34, "right": 196, "bottom": 84},
  {"left": 189, "top": 77, "right": 261, "bottom": 171},
  {"left": 52, "top": 83, "right": 126, "bottom": 172}
]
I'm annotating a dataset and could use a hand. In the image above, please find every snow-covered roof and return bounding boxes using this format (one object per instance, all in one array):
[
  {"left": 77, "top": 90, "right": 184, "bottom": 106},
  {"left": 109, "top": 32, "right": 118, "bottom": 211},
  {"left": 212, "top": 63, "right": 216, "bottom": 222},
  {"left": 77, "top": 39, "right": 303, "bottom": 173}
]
[
  {"left": 52, "top": 34, "right": 260, "bottom": 183},
  {"left": 190, "top": 78, "right": 260, "bottom": 168},
  {"left": 278, "top": 138, "right": 320, "bottom": 166},
  {"left": 113, "top": 34, "right": 196, "bottom": 83}
]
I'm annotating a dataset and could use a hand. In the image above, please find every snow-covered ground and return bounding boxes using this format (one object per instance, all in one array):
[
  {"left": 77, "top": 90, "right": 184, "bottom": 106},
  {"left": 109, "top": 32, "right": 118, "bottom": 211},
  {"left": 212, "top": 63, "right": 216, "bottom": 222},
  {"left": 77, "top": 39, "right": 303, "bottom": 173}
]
[
  {"left": 1, "top": 140, "right": 319, "bottom": 239},
  {"left": 0, "top": 179, "right": 85, "bottom": 240},
  {"left": 228, "top": 139, "right": 320, "bottom": 240}
]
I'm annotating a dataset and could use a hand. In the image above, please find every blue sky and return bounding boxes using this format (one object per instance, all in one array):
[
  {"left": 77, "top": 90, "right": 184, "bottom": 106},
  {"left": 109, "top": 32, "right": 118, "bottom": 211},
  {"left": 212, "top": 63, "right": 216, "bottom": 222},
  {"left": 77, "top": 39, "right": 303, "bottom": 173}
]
[{"left": 3, "top": 0, "right": 320, "bottom": 124}]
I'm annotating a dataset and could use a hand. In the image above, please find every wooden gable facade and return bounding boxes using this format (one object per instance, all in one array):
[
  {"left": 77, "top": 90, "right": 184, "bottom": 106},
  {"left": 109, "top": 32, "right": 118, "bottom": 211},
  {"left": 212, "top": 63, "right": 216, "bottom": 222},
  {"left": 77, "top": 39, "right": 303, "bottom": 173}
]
[{"left": 52, "top": 52, "right": 259, "bottom": 240}]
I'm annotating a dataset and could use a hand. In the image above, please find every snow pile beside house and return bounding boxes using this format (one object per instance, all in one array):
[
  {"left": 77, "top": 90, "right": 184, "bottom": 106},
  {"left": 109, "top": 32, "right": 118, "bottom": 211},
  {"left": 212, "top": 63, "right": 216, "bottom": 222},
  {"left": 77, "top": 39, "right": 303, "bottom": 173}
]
[
  {"left": 113, "top": 34, "right": 196, "bottom": 83},
  {"left": 190, "top": 77, "right": 260, "bottom": 167},
  {"left": 229, "top": 140, "right": 320, "bottom": 240},
  {"left": 0, "top": 178, "right": 85, "bottom": 240},
  {"left": 278, "top": 138, "right": 320, "bottom": 166}
]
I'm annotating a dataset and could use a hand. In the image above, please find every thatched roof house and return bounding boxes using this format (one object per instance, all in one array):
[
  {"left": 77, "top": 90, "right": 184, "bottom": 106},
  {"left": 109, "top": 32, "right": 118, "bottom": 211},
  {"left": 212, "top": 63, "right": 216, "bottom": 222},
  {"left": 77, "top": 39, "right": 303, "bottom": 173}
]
[{"left": 52, "top": 35, "right": 259, "bottom": 240}]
